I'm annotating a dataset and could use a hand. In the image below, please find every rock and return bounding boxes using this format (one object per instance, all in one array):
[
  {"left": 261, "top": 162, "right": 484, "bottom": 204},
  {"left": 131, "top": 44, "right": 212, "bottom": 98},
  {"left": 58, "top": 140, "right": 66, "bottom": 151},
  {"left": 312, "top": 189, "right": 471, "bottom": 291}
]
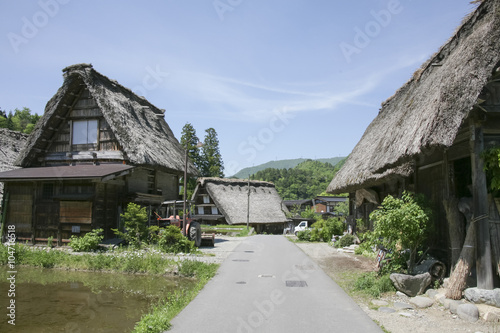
[
  {"left": 390, "top": 273, "right": 432, "bottom": 297},
  {"left": 464, "top": 287, "right": 500, "bottom": 307},
  {"left": 378, "top": 307, "right": 396, "bottom": 313},
  {"left": 425, "top": 289, "right": 438, "bottom": 299},
  {"left": 399, "top": 312, "right": 413, "bottom": 318},
  {"left": 396, "top": 291, "right": 408, "bottom": 299},
  {"left": 449, "top": 300, "right": 465, "bottom": 314},
  {"left": 476, "top": 304, "right": 500, "bottom": 322},
  {"left": 410, "top": 296, "right": 434, "bottom": 308},
  {"left": 394, "top": 302, "right": 414, "bottom": 310},
  {"left": 435, "top": 293, "right": 446, "bottom": 305},
  {"left": 371, "top": 300, "right": 389, "bottom": 307},
  {"left": 456, "top": 304, "right": 479, "bottom": 322}
]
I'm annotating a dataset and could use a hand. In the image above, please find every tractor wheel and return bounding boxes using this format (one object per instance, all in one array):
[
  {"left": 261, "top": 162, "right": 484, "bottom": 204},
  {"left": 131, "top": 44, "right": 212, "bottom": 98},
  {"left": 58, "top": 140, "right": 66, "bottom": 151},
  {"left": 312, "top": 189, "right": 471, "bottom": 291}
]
[{"left": 189, "top": 222, "right": 202, "bottom": 247}]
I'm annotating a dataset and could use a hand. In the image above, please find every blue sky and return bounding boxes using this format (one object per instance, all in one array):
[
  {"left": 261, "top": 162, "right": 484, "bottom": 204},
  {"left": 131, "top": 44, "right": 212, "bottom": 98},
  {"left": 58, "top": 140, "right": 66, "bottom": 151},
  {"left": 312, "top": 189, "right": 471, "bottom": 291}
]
[{"left": 0, "top": 0, "right": 477, "bottom": 176}]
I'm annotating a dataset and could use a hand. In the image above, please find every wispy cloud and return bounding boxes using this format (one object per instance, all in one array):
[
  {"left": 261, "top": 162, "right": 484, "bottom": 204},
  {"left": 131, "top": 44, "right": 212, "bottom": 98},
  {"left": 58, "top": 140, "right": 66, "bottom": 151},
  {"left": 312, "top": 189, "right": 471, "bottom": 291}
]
[{"left": 164, "top": 54, "right": 424, "bottom": 123}]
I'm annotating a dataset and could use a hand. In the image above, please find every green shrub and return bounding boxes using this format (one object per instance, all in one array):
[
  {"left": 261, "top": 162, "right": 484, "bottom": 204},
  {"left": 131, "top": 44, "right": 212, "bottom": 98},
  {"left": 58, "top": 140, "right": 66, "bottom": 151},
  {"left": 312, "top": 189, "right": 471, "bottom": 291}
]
[
  {"left": 368, "top": 191, "right": 431, "bottom": 273},
  {"left": 157, "top": 226, "right": 196, "bottom": 253},
  {"left": 335, "top": 234, "right": 355, "bottom": 248},
  {"left": 354, "top": 272, "right": 395, "bottom": 298},
  {"left": 113, "top": 203, "right": 148, "bottom": 248},
  {"left": 69, "top": 228, "right": 104, "bottom": 252},
  {"left": 296, "top": 229, "right": 312, "bottom": 241}
]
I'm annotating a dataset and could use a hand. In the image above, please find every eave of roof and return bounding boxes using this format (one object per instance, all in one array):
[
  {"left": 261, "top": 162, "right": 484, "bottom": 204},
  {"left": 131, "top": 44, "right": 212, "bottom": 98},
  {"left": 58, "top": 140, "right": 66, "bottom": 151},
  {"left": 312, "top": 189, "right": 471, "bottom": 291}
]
[{"left": 0, "top": 164, "right": 134, "bottom": 181}]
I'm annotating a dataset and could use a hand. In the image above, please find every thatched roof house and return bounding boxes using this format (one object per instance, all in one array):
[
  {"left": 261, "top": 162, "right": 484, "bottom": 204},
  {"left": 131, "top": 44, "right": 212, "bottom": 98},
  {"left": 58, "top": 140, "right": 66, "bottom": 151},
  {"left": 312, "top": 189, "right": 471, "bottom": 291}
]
[
  {"left": 327, "top": 0, "right": 500, "bottom": 288},
  {"left": 0, "top": 128, "right": 28, "bottom": 206},
  {"left": 328, "top": 0, "right": 500, "bottom": 194},
  {"left": 0, "top": 64, "right": 196, "bottom": 244},
  {"left": 192, "top": 177, "right": 289, "bottom": 232}
]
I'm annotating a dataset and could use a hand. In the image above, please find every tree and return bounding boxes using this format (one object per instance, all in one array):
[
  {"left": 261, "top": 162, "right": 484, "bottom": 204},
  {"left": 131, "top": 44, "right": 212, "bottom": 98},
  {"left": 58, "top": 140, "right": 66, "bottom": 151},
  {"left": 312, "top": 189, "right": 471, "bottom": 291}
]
[
  {"left": 0, "top": 107, "right": 40, "bottom": 133},
  {"left": 180, "top": 123, "right": 204, "bottom": 172},
  {"left": 201, "top": 127, "right": 224, "bottom": 177},
  {"left": 368, "top": 192, "right": 432, "bottom": 274}
]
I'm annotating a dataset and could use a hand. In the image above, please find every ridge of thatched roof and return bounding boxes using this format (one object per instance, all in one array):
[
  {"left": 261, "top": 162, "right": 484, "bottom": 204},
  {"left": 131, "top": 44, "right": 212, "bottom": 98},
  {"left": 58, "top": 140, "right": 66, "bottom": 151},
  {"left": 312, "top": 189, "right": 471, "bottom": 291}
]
[
  {"left": 16, "top": 63, "right": 197, "bottom": 175},
  {"left": 195, "top": 177, "right": 289, "bottom": 224},
  {"left": 328, "top": 0, "right": 500, "bottom": 194}
]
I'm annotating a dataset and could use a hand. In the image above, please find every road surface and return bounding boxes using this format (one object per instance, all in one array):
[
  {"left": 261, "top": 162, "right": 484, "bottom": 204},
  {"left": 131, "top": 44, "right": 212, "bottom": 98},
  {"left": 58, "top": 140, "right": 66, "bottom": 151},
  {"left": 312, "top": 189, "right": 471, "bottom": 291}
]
[{"left": 169, "top": 235, "right": 383, "bottom": 333}]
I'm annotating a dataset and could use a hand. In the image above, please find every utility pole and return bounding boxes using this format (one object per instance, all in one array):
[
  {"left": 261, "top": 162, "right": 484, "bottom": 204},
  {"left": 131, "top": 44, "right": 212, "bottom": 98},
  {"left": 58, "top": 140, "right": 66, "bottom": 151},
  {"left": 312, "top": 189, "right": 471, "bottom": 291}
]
[{"left": 247, "top": 176, "right": 250, "bottom": 230}]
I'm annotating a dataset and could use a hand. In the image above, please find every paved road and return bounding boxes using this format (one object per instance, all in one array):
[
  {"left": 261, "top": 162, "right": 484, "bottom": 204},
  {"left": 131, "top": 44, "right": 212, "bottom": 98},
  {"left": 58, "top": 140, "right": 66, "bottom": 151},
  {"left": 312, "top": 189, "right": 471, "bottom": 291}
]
[{"left": 169, "top": 235, "right": 383, "bottom": 333}]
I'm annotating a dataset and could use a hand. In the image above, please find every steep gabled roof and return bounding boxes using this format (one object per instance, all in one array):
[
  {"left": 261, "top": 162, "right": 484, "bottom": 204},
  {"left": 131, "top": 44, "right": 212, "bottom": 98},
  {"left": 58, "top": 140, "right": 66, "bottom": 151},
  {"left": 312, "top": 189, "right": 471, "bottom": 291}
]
[
  {"left": 16, "top": 63, "right": 197, "bottom": 175},
  {"left": 328, "top": 0, "right": 500, "bottom": 194},
  {"left": 194, "top": 177, "right": 289, "bottom": 224}
]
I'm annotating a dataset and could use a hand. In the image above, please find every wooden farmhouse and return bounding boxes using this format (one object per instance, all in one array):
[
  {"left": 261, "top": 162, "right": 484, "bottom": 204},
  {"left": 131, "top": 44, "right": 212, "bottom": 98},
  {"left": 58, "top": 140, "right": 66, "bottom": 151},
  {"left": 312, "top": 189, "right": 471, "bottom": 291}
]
[
  {"left": 191, "top": 177, "right": 289, "bottom": 233},
  {"left": 0, "top": 63, "right": 197, "bottom": 244},
  {"left": 327, "top": 0, "right": 500, "bottom": 288}
]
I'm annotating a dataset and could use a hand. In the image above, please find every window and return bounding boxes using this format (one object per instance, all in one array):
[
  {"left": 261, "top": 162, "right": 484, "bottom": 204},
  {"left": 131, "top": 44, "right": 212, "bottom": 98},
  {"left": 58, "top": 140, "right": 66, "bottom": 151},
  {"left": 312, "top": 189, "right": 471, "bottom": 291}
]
[
  {"left": 211, "top": 207, "right": 218, "bottom": 215},
  {"left": 73, "top": 120, "right": 98, "bottom": 145}
]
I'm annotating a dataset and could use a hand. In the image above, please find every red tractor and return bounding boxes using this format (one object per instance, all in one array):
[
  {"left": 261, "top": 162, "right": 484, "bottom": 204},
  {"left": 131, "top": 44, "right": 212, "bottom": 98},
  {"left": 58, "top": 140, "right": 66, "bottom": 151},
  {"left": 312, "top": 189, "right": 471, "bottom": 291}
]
[{"left": 155, "top": 200, "right": 214, "bottom": 247}]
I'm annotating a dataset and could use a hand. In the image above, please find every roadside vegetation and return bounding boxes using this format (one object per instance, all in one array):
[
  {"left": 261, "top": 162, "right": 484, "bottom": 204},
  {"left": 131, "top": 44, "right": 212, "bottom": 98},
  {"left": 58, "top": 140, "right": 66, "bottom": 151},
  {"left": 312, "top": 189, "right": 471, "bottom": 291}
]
[{"left": 201, "top": 224, "right": 251, "bottom": 237}]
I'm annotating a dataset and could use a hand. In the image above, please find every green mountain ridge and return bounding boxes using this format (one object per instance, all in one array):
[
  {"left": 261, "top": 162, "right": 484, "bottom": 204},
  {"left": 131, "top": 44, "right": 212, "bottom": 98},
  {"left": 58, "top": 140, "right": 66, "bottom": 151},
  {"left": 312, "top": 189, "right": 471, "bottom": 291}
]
[{"left": 231, "top": 157, "right": 345, "bottom": 179}]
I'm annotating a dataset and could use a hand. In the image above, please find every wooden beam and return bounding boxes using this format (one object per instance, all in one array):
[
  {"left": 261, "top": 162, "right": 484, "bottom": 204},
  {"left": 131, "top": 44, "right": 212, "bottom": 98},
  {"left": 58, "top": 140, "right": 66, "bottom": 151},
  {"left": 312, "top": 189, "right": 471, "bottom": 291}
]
[{"left": 469, "top": 118, "right": 494, "bottom": 289}]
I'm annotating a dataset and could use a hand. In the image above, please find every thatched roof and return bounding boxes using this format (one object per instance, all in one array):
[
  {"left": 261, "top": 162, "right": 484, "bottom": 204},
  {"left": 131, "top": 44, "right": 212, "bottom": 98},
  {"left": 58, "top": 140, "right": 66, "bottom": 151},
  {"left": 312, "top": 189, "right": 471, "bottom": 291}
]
[
  {"left": 328, "top": 0, "right": 500, "bottom": 194},
  {"left": 16, "top": 63, "right": 197, "bottom": 175},
  {"left": 195, "top": 177, "right": 289, "bottom": 225},
  {"left": 0, "top": 128, "right": 28, "bottom": 204}
]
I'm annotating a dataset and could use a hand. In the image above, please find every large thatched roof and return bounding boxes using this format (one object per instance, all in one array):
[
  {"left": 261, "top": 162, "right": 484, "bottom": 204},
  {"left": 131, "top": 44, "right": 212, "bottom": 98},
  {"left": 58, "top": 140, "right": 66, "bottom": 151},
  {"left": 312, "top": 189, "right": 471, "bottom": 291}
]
[
  {"left": 16, "top": 63, "right": 197, "bottom": 175},
  {"left": 0, "top": 128, "right": 28, "bottom": 204},
  {"left": 328, "top": 0, "right": 500, "bottom": 194},
  {"left": 195, "top": 177, "right": 289, "bottom": 225}
]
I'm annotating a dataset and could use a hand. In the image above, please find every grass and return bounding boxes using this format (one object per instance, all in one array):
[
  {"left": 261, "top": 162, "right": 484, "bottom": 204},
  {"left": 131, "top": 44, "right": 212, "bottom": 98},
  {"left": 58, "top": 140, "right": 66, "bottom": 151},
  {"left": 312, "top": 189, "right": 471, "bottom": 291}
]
[{"left": 201, "top": 224, "right": 252, "bottom": 237}]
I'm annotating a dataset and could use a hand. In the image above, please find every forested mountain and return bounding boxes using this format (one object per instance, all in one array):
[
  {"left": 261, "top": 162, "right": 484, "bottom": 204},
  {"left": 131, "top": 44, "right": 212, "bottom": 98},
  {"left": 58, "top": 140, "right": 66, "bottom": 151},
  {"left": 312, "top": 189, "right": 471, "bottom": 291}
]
[
  {"left": 252, "top": 158, "right": 346, "bottom": 200},
  {"left": 232, "top": 157, "right": 345, "bottom": 179}
]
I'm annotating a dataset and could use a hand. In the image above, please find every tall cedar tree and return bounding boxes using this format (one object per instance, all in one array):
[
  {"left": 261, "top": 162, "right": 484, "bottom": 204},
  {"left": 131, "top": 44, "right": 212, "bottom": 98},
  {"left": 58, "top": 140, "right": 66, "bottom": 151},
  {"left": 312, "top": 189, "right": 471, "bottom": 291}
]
[
  {"left": 201, "top": 128, "right": 224, "bottom": 177},
  {"left": 180, "top": 123, "right": 204, "bottom": 172}
]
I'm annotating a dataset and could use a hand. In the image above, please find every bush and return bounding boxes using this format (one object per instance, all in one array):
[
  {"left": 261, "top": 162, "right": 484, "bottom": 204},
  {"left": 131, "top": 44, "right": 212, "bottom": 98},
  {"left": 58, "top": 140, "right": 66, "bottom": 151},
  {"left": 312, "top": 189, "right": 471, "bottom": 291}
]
[
  {"left": 335, "top": 234, "right": 355, "bottom": 248},
  {"left": 354, "top": 272, "right": 395, "bottom": 298},
  {"left": 368, "top": 191, "right": 431, "bottom": 273},
  {"left": 296, "top": 229, "right": 312, "bottom": 241},
  {"left": 69, "top": 229, "right": 104, "bottom": 252},
  {"left": 113, "top": 203, "right": 149, "bottom": 248},
  {"left": 157, "top": 226, "right": 196, "bottom": 253}
]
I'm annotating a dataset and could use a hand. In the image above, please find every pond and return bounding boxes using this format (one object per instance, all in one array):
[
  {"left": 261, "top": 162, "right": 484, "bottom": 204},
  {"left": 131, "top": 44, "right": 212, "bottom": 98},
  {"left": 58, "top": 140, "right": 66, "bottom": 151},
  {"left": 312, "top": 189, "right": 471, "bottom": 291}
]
[{"left": 0, "top": 267, "right": 195, "bottom": 332}]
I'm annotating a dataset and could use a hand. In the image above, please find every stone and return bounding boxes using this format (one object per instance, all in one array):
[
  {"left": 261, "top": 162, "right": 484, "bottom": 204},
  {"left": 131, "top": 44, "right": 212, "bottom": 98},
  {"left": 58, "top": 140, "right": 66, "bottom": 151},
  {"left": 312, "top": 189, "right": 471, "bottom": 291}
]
[
  {"left": 456, "top": 304, "right": 479, "bottom": 322},
  {"left": 449, "top": 300, "right": 465, "bottom": 314},
  {"left": 394, "top": 302, "right": 414, "bottom": 310},
  {"left": 371, "top": 300, "right": 389, "bottom": 307},
  {"left": 435, "top": 293, "right": 446, "bottom": 305},
  {"left": 476, "top": 304, "right": 500, "bottom": 322},
  {"left": 410, "top": 296, "right": 434, "bottom": 308},
  {"left": 378, "top": 307, "right": 396, "bottom": 313},
  {"left": 425, "top": 289, "right": 438, "bottom": 299},
  {"left": 464, "top": 288, "right": 500, "bottom": 307},
  {"left": 396, "top": 291, "right": 408, "bottom": 298},
  {"left": 390, "top": 273, "right": 432, "bottom": 297},
  {"left": 398, "top": 312, "right": 413, "bottom": 318}
]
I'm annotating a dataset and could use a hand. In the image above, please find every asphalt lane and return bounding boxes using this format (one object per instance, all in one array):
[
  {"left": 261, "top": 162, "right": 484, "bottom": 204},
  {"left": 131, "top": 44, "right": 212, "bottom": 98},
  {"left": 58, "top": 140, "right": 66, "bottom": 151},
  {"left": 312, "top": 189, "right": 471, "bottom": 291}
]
[{"left": 169, "top": 235, "right": 383, "bottom": 333}]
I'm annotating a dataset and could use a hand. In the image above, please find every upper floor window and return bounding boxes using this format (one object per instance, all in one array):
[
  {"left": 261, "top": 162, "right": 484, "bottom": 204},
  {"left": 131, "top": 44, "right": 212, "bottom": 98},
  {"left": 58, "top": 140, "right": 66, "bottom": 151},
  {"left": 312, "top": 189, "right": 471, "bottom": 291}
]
[{"left": 73, "top": 119, "right": 98, "bottom": 145}]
